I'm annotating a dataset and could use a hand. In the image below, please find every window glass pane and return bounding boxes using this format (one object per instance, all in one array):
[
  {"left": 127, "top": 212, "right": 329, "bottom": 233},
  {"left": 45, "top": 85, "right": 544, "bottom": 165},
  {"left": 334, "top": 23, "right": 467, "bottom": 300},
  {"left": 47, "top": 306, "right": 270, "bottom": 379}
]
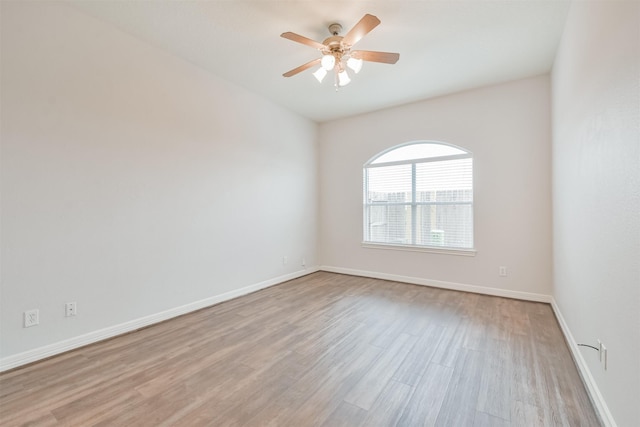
[
  {"left": 415, "top": 204, "right": 473, "bottom": 248},
  {"left": 371, "top": 143, "right": 466, "bottom": 164},
  {"left": 365, "top": 204, "right": 412, "bottom": 244},
  {"left": 366, "top": 164, "right": 411, "bottom": 203},
  {"left": 416, "top": 158, "right": 472, "bottom": 194}
]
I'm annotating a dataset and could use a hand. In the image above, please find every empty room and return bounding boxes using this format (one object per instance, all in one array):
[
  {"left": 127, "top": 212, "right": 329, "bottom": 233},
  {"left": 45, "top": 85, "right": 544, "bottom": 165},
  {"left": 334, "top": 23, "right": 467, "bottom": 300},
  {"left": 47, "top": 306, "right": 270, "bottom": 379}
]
[{"left": 1, "top": 1, "right": 638, "bottom": 426}]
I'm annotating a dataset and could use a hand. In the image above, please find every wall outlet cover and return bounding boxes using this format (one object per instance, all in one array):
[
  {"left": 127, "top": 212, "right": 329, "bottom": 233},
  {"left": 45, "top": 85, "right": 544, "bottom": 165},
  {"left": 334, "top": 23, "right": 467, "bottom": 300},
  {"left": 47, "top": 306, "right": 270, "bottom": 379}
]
[
  {"left": 65, "top": 302, "right": 77, "bottom": 317},
  {"left": 24, "top": 309, "right": 39, "bottom": 327}
]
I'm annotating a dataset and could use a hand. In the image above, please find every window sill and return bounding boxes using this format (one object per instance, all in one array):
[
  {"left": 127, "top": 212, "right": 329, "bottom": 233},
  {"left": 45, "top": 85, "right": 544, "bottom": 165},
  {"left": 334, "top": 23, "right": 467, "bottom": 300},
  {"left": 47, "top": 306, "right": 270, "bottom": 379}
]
[{"left": 361, "top": 242, "right": 477, "bottom": 257}]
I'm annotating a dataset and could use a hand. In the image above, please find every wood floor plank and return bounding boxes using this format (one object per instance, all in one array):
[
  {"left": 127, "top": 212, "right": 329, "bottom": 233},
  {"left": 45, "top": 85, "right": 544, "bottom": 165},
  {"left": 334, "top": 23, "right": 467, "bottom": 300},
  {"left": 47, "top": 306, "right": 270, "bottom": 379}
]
[
  {"left": 343, "top": 333, "right": 417, "bottom": 410},
  {"left": 0, "top": 272, "right": 601, "bottom": 426},
  {"left": 320, "top": 401, "right": 368, "bottom": 427},
  {"left": 512, "top": 399, "right": 546, "bottom": 426},
  {"left": 476, "top": 338, "right": 512, "bottom": 420},
  {"left": 391, "top": 323, "right": 445, "bottom": 386},
  {"left": 434, "top": 348, "right": 486, "bottom": 426},
  {"left": 360, "top": 379, "right": 413, "bottom": 426},
  {"left": 396, "top": 362, "right": 454, "bottom": 427},
  {"left": 252, "top": 341, "right": 382, "bottom": 427},
  {"left": 430, "top": 319, "right": 466, "bottom": 368},
  {"left": 473, "top": 410, "right": 511, "bottom": 427}
]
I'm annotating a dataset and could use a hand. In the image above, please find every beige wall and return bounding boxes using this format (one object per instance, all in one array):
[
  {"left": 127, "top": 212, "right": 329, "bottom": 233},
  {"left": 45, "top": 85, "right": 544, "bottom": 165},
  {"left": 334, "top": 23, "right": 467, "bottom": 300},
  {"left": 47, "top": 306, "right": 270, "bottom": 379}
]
[
  {"left": 551, "top": 1, "right": 640, "bottom": 425},
  {"left": 0, "top": 2, "right": 318, "bottom": 360},
  {"left": 319, "top": 75, "right": 552, "bottom": 297}
]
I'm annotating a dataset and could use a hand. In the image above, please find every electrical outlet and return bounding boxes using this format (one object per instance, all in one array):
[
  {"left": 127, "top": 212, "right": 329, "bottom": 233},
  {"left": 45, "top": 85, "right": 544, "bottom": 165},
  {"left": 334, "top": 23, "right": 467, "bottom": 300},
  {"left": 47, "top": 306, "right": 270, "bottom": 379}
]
[
  {"left": 65, "top": 302, "right": 77, "bottom": 317},
  {"left": 499, "top": 266, "right": 507, "bottom": 277},
  {"left": 283, "top": 256, "right": 288, "bottom": 265},
  {"left": 24, "top": 309, "right": 39, "bottom": 327},
  {"left": 301, "top": 257, "right": 306, "bottom": 268}
]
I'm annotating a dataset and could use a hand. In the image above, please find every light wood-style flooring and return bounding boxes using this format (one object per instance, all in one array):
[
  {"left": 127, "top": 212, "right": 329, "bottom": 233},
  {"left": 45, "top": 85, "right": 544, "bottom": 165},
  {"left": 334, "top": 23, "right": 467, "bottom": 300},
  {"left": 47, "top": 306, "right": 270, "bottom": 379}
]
[{"left": 0, "top": 272, "right": 600, "bottom": 426}]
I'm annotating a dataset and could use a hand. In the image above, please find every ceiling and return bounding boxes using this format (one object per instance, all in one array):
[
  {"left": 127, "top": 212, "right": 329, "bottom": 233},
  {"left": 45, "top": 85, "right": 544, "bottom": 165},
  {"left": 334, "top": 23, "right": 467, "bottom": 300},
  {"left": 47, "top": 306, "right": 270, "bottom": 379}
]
[{"left": 70, "top": 1, "right": 571, "bottom": 123}]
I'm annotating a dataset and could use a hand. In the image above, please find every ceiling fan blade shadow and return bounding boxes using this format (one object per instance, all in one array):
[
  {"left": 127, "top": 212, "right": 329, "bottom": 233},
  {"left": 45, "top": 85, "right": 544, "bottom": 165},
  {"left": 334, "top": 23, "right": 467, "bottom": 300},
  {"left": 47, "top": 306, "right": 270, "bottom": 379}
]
[
  {"left": 283, "top": 58, "right": 322, "bottom": 77},
  {"left": 341, "top": 14, "right": 380, "bottom": 47},
  {"left": 281, "top": 32, "right": 326, "bottom": 50},
  {"left": 351, "top": 50, "right": 399, "bottom": 64}
]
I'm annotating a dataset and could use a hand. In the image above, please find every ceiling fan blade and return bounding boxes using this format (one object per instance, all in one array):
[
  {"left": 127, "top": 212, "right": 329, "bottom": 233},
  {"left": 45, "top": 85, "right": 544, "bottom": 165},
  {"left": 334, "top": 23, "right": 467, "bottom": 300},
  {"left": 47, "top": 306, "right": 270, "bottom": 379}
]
[
  {"left": 281, "top": 32, "right": 326, "bottom": 51},
  {"left": 351, "top": 50, "right": 400, "bottom": 64},
  {"left": 341, "top": 14, "right": 381, "bottom": 47},
  {"left": 283, "top": 58, "right": 322, "bottom": 77}
]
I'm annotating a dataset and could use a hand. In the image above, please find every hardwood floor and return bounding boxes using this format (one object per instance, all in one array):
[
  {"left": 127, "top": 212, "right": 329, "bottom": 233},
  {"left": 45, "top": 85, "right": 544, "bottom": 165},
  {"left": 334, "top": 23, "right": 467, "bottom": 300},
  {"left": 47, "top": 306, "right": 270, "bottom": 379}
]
[{"left": 0, "top": 272, "right": 600, "bottom": 426}]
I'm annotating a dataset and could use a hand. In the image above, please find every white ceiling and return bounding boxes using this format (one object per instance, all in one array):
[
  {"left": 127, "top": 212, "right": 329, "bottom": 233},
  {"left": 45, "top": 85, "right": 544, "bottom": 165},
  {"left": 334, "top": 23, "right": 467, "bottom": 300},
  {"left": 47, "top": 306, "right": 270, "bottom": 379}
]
[{"left": 70, "top": 1, "right": 571, "bottom": 123}]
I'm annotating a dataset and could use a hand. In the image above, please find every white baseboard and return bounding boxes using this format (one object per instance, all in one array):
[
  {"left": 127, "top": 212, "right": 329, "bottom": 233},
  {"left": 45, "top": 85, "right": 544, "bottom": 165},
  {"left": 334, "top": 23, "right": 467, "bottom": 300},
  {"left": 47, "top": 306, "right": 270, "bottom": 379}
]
[
  {"left": 550, "top": 299, "right": 617, "bottom": 427},
  {"left": 0, "top": 267, "right": 319, "bottom": 373},
  {"left": 320, "top": 265, "right": 552, "bottom": 303}
]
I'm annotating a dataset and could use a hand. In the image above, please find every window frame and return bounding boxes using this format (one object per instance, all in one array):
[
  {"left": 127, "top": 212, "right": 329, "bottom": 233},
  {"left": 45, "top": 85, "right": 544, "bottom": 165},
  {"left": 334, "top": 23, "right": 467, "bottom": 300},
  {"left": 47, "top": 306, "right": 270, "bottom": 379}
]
[{"left": 362, "top": 141, "right": 476, "bottom": 256}]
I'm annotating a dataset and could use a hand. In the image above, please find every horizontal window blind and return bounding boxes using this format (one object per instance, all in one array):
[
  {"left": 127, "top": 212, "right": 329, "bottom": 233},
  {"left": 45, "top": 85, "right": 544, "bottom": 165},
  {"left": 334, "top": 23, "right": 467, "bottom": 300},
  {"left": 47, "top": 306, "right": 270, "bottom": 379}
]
[{"left": 364, "top": 143, "right": 473, "bottom": 249}]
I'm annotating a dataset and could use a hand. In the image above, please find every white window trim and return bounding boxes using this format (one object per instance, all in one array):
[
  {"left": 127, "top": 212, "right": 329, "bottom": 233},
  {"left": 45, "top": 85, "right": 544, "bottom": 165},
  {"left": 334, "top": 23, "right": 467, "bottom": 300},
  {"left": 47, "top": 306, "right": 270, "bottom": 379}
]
[{"left": 361, "top": 242, "right": 477, "bottom": 256}]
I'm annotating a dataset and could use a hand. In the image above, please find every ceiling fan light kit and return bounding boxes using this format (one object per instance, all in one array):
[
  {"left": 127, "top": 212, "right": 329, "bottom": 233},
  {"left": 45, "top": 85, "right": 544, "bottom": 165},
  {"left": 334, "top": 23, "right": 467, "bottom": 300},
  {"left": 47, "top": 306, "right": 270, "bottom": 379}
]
[
  {"left": 281, "top": 14, "right": 399, "bottom": 89},
  {"left": 338, "top": 69, "right": 351, "bottom": 86},
  {"left": 321, "top": 54, "right": 336, "bottom": 71},
  {"left": 312, "top": 67, "right": 328, "bottom": 83},
  {"left": 347, "top": 57, "right": 363, "bottom": 74}
]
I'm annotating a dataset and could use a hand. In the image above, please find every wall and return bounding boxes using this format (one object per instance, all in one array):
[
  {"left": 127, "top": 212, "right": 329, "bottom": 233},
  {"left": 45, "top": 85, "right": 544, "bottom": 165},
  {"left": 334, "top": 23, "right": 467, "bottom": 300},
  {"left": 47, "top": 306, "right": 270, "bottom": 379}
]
[
  {"left": 551, "top": 1, "right": 640, "bottom": 426},
  {"left": 0, "top": 2, "right": 317, "bottom": 363},
  {"left": 318, "top": 75, "right": 552, "bottom": 298}
]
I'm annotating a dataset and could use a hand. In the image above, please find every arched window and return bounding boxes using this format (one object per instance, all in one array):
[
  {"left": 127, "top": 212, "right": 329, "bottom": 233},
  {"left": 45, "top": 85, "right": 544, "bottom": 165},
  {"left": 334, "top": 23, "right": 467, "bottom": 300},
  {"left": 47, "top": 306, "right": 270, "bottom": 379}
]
[{"left": 363, "top": 141, "right": 474, "bottom": 251}]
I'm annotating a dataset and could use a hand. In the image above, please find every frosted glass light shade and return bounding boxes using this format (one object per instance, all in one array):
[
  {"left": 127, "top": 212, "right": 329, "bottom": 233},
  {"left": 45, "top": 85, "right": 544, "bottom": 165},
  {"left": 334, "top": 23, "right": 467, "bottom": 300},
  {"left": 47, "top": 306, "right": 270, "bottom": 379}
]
[
  {"left": 347, "top": 57, "right": 363, "bottom": 73},
  {"left": 338, "top": 70, "right": 351, "bottom": 86},
  {"left": 321, "top": 54, "right": 336, "bottom": 70},
  {"left": 312, "top": 67, "right": 327, "bottom": 83}
]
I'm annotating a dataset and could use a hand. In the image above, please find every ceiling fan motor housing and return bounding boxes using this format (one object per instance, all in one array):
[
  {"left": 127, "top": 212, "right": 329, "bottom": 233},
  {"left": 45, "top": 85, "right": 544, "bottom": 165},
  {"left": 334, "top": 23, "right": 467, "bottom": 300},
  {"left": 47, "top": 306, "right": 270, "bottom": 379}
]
[{"left": 323, "top": 24, "right": 347, "bottom": 60}]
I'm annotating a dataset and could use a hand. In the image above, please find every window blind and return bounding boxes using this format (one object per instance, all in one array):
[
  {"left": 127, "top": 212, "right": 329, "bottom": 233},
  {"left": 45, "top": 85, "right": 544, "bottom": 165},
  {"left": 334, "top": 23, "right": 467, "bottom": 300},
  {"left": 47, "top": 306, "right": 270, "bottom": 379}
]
[{"left": 364, "top": 143, "right": 473, "bottom": 249}]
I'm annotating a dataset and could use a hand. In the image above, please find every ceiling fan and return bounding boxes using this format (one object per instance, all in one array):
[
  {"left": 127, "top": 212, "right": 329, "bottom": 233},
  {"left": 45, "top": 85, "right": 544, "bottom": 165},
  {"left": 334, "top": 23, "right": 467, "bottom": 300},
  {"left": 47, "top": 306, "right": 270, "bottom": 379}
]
[{"left": 281, "top": 14, "right": 400, "bottom": 87}]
